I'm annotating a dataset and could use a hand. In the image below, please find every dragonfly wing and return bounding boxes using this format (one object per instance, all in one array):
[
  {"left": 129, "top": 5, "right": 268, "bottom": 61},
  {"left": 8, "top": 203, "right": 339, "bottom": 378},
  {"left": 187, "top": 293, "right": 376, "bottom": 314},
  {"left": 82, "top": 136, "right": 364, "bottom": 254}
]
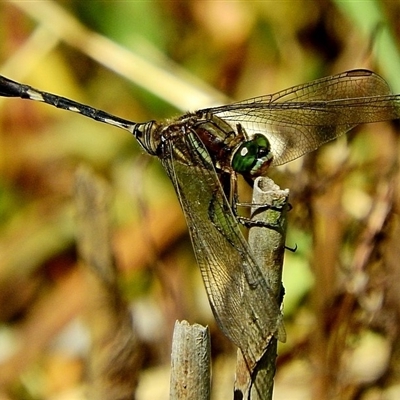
[
  {"left": 159, "top": 127, "right": 284, "bottom": 363},
  {"left": 209, "top": 70, "right": 399, "bottom": 166},
  {"left": 211, "top": 70, "right": 392, "bottom": 109}
]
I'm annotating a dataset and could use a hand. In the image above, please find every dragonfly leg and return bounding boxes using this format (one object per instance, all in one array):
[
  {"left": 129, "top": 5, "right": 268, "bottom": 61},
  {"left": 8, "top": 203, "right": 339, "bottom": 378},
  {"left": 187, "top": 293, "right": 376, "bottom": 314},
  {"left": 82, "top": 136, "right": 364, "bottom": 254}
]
[
  {"left": 285, "top": 243, "right": 297, "bottom": 252},
  {"left": 237, "top": 214, "right": 281, "bottom": 229},
  {"left": 236, "top": 201, "right": 287, "bottom": 229}
]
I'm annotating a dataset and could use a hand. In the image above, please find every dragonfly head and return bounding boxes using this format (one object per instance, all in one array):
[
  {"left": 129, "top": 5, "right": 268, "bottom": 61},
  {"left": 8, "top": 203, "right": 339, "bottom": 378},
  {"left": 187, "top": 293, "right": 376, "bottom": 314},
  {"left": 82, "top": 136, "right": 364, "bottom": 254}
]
[{"left": 231, "top": 133, "right": 273, "bottom": 178}]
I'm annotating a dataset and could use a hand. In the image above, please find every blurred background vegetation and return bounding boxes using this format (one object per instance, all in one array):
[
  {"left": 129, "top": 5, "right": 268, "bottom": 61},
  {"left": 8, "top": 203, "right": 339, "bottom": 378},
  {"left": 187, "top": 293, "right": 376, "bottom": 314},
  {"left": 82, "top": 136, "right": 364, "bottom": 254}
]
[{"left": 1, "top": 1, "right": 400, "bottom": 399}]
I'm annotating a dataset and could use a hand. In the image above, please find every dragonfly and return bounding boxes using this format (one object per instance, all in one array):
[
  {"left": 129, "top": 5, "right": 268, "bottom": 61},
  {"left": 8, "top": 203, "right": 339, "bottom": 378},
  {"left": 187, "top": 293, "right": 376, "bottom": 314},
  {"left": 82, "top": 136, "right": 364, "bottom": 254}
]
[{"left": 1, "top": 69, "right": 400, "bottom": 365}]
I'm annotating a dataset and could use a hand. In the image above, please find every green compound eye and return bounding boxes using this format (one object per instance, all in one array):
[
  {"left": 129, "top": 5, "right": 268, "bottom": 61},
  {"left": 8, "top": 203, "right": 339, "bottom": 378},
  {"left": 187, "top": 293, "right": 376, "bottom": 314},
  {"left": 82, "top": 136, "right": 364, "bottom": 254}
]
[{"left": 231, "top": 134, "right": 272, "bottom": 175}]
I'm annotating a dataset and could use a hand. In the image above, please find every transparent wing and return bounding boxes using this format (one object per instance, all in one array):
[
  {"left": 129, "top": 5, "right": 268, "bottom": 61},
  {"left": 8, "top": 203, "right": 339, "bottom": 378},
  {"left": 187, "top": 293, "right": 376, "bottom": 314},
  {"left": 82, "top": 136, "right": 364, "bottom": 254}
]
[
  {"left": 159, "top": 127, "right": 284, "bottom": 364},
  {"left": 207, "top": 69, "right": 400, "bottom": 166}
]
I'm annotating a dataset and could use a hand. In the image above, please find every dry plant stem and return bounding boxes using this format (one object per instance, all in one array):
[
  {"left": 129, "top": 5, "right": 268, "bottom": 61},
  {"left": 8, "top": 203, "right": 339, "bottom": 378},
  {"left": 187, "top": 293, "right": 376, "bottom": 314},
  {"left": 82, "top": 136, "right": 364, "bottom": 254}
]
[
  {"left": 235, "top": 177, "right": 289, "bottom": 400},
  {"left": 74, "top": 166, "right": 142, "bottom": 400},
  {"left": 170, "top": 320, "right": 211, "bottom": 400},
  {"left": 8, "top": 0, "right": 229, "bottom": 110}
]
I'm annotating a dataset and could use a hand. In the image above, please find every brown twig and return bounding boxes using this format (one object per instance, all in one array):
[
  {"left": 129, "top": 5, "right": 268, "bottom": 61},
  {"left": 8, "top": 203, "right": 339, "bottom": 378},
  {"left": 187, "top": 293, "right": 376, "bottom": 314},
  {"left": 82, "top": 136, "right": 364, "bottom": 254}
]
[
  {"left": 170, "top": 320, "right": 211, "bottom": 400},
  {"left": 74, "top": 166, "right": 143, "bottom": 400},
  {"left": 235, "top": 177, "right": 289, "bottom": 399}
]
